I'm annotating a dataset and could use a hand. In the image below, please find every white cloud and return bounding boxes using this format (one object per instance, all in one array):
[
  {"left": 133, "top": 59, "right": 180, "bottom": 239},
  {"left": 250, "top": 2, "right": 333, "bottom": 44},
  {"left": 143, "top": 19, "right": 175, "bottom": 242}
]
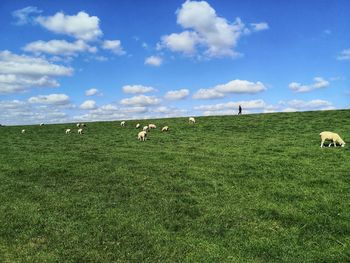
[
  {"left": 28, "top": 93, "right": 70, "bottom": 105},
  {"left": 122, "top": 85, "right": 156, "bottom": 94},
  {"left": 85, "top": 88, "right": 101, "bottom": 96},
  {"left": 289, "top": 77, "right": 329, "bottom": 93},
  {"left": 250, "top": 22, "right": 269, "bottom": 31},
  {"left": 80, "top": 100, "right": 97, "bottom": 110},
  {"left": 12, "top": 6, "right": 42, "bottom": 25},
  {"left": 337, "top": 49, "right": 350, "bottom": 61},
  {"left": 164, "top": 89, "right": 190, "bottom": 100},
  {"left": 120, "top": 95, "right": 160, "bottom": 106},
  {"left": 23, "top": 39, "right": 97, "bottom": 56},
  {"left": 36, "top": 11, "right": 103, "bottom": 41},
  {"left": 194, "top": 99, "right": 267, "bottom": 112},
  {"left": 102, "top": 40, "right": 125, "bottom": 55},
  {"left": 285, "top": 99, "right": 333, "bottom": 110},
  {"left": 159, "top": 1, "right": 267, "bottom": 58},
  {"left": 145, "top": 56, "right": 163, "bottom": 66},
  {"left": 193, "top": 79, "right": 266, "bottom": 99},
  {"left": 0, "top": 50, "right": 73, "bottom": 94}
]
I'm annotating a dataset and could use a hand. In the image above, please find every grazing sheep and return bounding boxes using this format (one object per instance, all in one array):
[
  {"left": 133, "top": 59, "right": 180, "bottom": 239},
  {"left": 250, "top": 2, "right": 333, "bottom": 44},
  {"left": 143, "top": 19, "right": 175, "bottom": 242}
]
[
  {"left": 143, "top": 125, "right": 149, "bottom": 131},
  {"left": 40, "top": 123, "right": 44, "bottom": 126},
  {"left": 189, "top": 117, "right": 196, "bottom": 124},
  {"left": 78, "top": 128, "right": 83, "bottom": 135},
  {"left": 162, "top": 126, "right": 169, "bottom": 132},
  {"left": 138, "top": 131, "right": 147, "bottom": 141},
  {"left": 21, "top": 129, "right": 26, "bottom": 134},
  {"left": 320, "top": 131, "right": 345, "bottom": 148},
  {"left": 120, "top": 121, "right": 125, "bottom": 127},
  {"left": 136, "top": 123, "right": 140, "bottom": 128},
  {"left": 65, "top": 129, "right": 71, "bottom": 134},
  {"left": 76, "top": 123, "right": 80, "bottom": 128},
  {"left": 148, "top": 124, "right": 156, "bottom": 129}
]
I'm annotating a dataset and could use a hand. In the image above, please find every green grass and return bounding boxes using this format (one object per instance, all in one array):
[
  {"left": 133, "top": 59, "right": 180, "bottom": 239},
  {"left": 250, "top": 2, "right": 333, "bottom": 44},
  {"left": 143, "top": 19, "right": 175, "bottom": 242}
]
[{"left": 0, "top": 110, "right": 349, "bottom": 262}]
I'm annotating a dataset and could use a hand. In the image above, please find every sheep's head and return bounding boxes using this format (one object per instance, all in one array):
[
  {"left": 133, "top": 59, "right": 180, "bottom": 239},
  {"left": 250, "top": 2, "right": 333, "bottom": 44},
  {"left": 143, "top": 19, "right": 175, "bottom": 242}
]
[{"left": 341, "top": 142, "right": 345, "bottom": 147}]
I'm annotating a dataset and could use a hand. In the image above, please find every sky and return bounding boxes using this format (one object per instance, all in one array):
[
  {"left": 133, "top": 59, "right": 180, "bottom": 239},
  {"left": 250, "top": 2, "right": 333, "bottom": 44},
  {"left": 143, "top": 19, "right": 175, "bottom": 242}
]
[{"left": 0, "top": 0, "right": 349, "bottom": 125}]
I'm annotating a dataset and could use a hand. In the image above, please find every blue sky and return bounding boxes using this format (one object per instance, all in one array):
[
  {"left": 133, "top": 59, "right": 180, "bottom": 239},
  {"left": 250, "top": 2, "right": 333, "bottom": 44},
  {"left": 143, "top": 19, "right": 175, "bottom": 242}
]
[{"left": 0, "top": 0, "right": 349, "bottom": 125}]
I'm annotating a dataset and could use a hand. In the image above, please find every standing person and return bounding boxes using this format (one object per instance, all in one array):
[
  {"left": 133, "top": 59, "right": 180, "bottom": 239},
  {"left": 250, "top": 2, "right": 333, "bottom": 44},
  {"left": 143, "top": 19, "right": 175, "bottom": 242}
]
[{"left": 238, "top": 105, "right": 242, "bottom": 115}]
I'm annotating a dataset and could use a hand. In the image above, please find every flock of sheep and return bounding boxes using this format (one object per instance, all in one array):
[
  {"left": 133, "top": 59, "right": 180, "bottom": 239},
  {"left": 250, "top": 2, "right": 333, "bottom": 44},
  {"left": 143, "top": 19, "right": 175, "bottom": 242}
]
[{"left": 17, "top": 116, "right": 346, "bottom": 147}]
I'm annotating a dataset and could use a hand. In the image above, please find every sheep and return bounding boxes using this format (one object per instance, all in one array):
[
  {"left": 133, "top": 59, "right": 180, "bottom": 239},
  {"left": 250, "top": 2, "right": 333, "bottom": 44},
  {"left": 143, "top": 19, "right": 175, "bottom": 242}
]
[
  {"left": 120, "top": 121, "right": 125, "bottom": 127},
  {"left": 76, "top": 123, "right": 80, "bottom": 128},
  {"left": 78, "top": 128, "right": 83, "bottom": 135},
  {"left": 40, "top": 123, "right": 44, "bottom": 126},
  {"left": 320, "top": 131, "right": 345, "bottom": 148},
  {"left": 136, "top": 123, "right": 140, "bottom": 128},
  {"left": 161, "top": 126, "right": 169, "bottom": 132},
  {"left": 138, "top": 131, "right": 147, "bottom": 141},
  {"left": 65, "top": 129, "right": 71, "bottom": 134},
  {"left": 143, "top": 125, "right": 149, "bottom": 131},
  {"left": 148, "top": 124, "right": 156, "bottom": 129},
  {"left": 189, "top": 117, "right": 196, "bottom": 124},
  {"left": 21, "top": 129, "right": 26, "bottom": 134}
]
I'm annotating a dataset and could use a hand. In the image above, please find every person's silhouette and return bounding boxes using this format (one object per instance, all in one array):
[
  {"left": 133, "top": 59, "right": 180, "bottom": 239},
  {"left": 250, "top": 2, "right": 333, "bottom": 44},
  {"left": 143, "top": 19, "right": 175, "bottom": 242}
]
[{"left": 238, "top": 105, "right": 242, "bottom": 115}]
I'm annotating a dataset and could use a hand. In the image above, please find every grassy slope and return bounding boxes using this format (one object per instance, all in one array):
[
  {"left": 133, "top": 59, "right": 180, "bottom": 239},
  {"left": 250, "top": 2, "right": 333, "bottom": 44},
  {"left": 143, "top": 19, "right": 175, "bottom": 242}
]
[{"left": 0, "top": 110, "right": 349, "bottom": 262}]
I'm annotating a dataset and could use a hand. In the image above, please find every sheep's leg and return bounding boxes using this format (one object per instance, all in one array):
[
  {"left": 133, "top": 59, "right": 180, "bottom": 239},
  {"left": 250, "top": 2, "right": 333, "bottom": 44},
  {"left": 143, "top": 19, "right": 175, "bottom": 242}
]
[
  {"left": 333, "top": 140, "right": 337, "bottom": 147},
  {"left": 320, "top": 140, "right": 324, "bottom": 147}
]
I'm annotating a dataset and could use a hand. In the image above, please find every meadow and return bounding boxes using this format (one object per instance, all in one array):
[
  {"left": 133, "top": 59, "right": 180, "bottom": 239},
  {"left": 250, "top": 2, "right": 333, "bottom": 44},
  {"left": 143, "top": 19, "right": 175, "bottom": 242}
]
[{"left": 0, "top": 110, "right": 349, "bottom": 262}]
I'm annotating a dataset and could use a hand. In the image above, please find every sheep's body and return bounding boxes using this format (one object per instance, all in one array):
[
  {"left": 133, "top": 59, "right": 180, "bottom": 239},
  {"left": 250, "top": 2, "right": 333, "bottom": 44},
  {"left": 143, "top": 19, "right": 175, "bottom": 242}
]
[
  {"left": 120, "top": 121, "right": 125, "bottom": 127},
  {"left": 21, "top": 129, "right": 26, "bottom": 134},
  {"left": 148, "top": 124, "right": 156, "bottom": 129},
  {"left": 65, "top": 129, "right": 71, "bottom": 134},
  {"left": 76, "top": 123, "right": 80, "bottom": 128},
  {"left": 78, "top": 128, "right": 83, "bottom": 135},
  {"left": 40, "top": 123, "right": 44, "bottom": 126},
  {"left": 138, "top": 131, "right": 147, "bottom": 141},
  {"left": 162, "top": 126, "right": 169, "bottom": 132},
  {"left": 143, "top": 125, "right": 149, "bottom": 131},
  {"left": 320, "top": 131, "right": 345, "bottom": 147},
  {"left": 189, "top": 117, "right": 196, "bottom": 124},
  {"left": 136, "top": 123, "right": 140, "bottom": 128}
]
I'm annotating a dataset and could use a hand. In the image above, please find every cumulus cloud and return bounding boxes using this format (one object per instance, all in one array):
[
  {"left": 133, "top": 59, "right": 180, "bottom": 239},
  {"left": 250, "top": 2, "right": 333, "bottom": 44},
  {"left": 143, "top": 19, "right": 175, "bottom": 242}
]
[
  {"left": 283, "top": 99, "right": 333, "bottom": 110},
  {"left": 12, "top": 6, "right": 42, "bottom": 25},
  {"left": 158, "top": 1, "right": 267, "bottom": 58},
  {"left": 122, "top": 85, "right": 156, "bottom": 94},
  {"left": 120, "top": 95, "right": 160, "bottom": 106},
  {"left": 250, "top": 22, "right": 269, "bottom": 31},
  {"left": 36, "top": 11, "right": 103, "bottom": 41},
  {"left": 195, "top": 99, "right": 267, "bottom": 111},
  {"left": 85, "top": 88, "right": 101, "bottom": 96},
  {"left": 289, "top": 77, "right": 329, "bottom": 93},
  {"left": 23, "top": 39, "right": 97, "bottom": 56},
  {"left": 0, "top": 50, "right": 73, "bottom": 94},
  {"left": 80, "top": 100, "right": 97, "bottom": 110},
  {"left": 193, "top": 79, "right": 266, "bottom": 99},
  {"left": 102, "top": 40, "right": 125, "bottom": 55},
  {"left": 28, "top": 93, "right": 70, "bottom": 105},
  {"left": 337, "top": 49, "right": 350, "bottom": 61},
  {"left": 145, "top": 56, "right": 163, "bottom": 66},
  {"left": 164, "top": 89, "right": 190, "bottom": 100}
]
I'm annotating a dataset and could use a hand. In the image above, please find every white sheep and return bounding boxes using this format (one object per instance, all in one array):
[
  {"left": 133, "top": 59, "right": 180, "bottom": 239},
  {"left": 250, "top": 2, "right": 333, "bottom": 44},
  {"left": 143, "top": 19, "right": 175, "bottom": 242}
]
[
  {"left": 21, "top": 129, "right": 26, "bottom": 134},
  {"left": 120, "top": 121, "right": 125, "bottom": 127},
  {"left": 78, "top": 128, "right": 83, "bottom": 135},
  {"left": 143, "top": 125, "right": 149, "bottom": 131},
  {"left": 320, "top": 131, "right": 345, "bottom": 148},
  {"left": 65, "top": 129, "right": 71, "bottom": 134},
  {"left": 136, "top": 123, "right": 140, "bottom": 128},
  {"left": 40, "top": 123, "right": 44, "bottom": 126},
  {"left": 138, "top": 131, "right": 147, "bottom": 141},
  {"left": 189, "top": 117, "right": 196, "bottom": 124},
  {"left": 76, "top": 123, "right": 80, "bottom": 128},
  {"left": 162, "top": 126, "right": 169, "bottom": 132},
  {"left": 148, "top": 124, "right": 156, "bottom": 129}
]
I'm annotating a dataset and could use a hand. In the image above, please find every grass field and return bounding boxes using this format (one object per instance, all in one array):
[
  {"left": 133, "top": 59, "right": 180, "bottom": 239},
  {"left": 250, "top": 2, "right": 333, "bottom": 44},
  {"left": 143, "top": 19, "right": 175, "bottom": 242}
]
[{"left": 0, "top": 110, "right": 349, "bottom": 262}]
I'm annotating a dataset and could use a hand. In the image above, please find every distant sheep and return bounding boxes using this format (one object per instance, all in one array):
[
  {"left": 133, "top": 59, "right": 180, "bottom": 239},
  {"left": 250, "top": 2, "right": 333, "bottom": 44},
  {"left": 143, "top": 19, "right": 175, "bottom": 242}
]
[
  {"left": 162, "top": 126, "right": 169, "bottom": 132},
  {"left": 136, "top": 123, "right": 140, "bottom": 128},
  {"left": 143, "top": 125, "right": 149, "bottom": 131},
  {"left": 148, "top": 124, "right": 156, "bottom": 129},
  {"left": 77, "top": 123, "right": 86, "bottom": 128},
  {"left": 65, "top": 129, "right": 71, "bottom": 134},
  {"left": 40, "top": 123, "right": 44, "bottom": 126},
  {"left": 78, "top": 128, "right": 83, "bottom": 135},
  {"left": 21, "top": 129, "right": 26, "bottom": 134},
  {"left": 320, "top": 131, "right": 345, "bottom": 148},
  {"left": 138, "top": 131, "right": 147, "bottom": 141},
  {"left": 189, "top": 117, "right": 196, "bottom": 124},
  {"left": 120, "top": 121, "right": 125, "bottom": 127},
  {"left": 76, "top": 123, "right": 80, "bottom": 128}
]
